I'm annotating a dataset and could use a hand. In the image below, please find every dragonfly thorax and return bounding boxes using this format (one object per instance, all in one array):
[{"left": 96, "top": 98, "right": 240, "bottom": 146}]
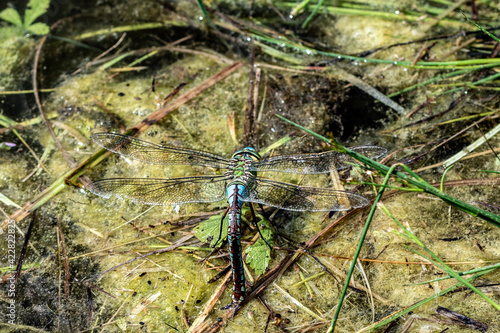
[{"left": 225, "top": 158, "right": 255, "bottom": 183}]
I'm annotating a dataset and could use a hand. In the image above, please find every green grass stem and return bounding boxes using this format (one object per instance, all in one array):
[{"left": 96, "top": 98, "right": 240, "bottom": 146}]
[
  {"left": 327, "top": 162, "right": 399, "bottom": 332},
  {"left": 464, "top": 13, "right": 500, "bottom": 43},
  {"left": 301, "top": 0, "right": 324, "bottom": 29},
  {"left": 410, "top": 262, "right": 500, "bottom": 286},
  {"left": 128, "top": 50, "right": 158, "bottom": 67},
  {"left": 73, "top": 20, "right": 188, "bottom": 40},
  {"left": 196, "top": 0, "right": 216, "bottom": 29},
  {"left": 277, "top": 2, "right": 469, "bottom": 27},
  {"left": 440, "top": 165, "right": 454, "bottom": 192},
  {"left": 433, "top": 71, "right": 500, "bottom": 96},
  {"left": 98, "top": 52, "right": 132, "bottom": 70},
  {"left": 251, "top": 31, "right": 500, "bottom": 69},
  {"left": 387, "top": 63, "right": 500, "bottom": 98}
]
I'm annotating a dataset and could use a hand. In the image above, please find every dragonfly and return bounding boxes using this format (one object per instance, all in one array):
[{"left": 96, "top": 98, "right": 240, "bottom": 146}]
[{"left": 86, "top": 133, "right": 386, "bottom": 308}]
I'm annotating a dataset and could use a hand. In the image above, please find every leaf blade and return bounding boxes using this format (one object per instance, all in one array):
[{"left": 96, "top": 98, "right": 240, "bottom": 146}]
[
  {"left": 26, "top": 22, "right": 49, "bottom": 35},
  {"left": 24, "top": 0, "right": 50, "bottom": 28},
  {"left": 245, "top": 214, "right": 274, "bottom": 276},
  {"left": 0, "top": 8, "right": 23, "bottom": 27},
  {"left": 192, "top": 213, "right": 228, "bottom": 247}
]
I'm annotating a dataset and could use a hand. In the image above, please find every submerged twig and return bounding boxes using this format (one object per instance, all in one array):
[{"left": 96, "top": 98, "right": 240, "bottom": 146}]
[
  {"left": 33, "top": 18, "right": 77, "bottom": 168},
  {"left": 56, "top": 215, "right": 73, "bottom": 332},
  {"left": 14, "top": 211, "right": 36, "bottom": 283},
  {"left": 443, "top": 122, "right": 500, "bottom": 168},
  {"left": 403, "top": 95, "right": 465, "bottom": 128},
  {"left": 436, "top": 306, "right": 488, "bottom": 332},
  {"left": 328, "top": 66, "right": 405, "bottom": 114},
  {"left": 72, "top": 32, "right": 127, "bottom": 75}
]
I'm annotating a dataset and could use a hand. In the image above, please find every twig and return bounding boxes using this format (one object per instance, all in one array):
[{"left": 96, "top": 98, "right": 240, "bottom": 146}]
[
  {"left": 186, "top": 270, "right": 233, "bottom": 333},
  {"left": 406, "top": 96, "right": 436, "bottom": 118},
  {"left": 436, "top": 306, "right": 488, "bottom": 332},
  {"left": 33, "top": 19, "right": 77, "bottom": 168},
  {"left": 14, "top": 211, "right": 36, "bottom": 283},
  {"left": 72, "top": 33, "right": 127, "bottom": 75},
  {"left": 403, "top": 95, "right": 464, "bottom": 128},
  {"left": 56, "top": 215, "right": 73, "bottom": 332},
  {"left": 85, "top": 234, "right": 193, "bottom": 282},
  {"left": 13, "top": 129, "right": 51, "bottom": 175},
  {"left": 252, "top": 67, "right": 261, "bottom": 123}
]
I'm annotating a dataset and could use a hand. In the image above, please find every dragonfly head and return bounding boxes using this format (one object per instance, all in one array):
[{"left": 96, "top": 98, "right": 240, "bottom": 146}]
[{"left": 232, "top": 147, "right": 261, "bottom": 160}]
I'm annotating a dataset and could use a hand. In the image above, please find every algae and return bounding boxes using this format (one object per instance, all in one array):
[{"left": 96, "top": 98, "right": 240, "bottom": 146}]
[{"left": 0, "top": 1, "right": 499, "bottom": 332}]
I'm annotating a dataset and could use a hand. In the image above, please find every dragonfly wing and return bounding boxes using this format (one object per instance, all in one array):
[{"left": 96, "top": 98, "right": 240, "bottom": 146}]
[
  {"left": 249, "top": 146, "right": 386, "bottom": 174},
  {"left": 87, "top": 175, "right": 227, "bottom": 206},
  {"left": 349, "top": 145, "right": 387, "bottom": 161},
  {"left": 92, "top": 133, "right": 231, "bottom": 169},
  {"left": 240, "top": 177, "right": 369, "bottom": 212}
]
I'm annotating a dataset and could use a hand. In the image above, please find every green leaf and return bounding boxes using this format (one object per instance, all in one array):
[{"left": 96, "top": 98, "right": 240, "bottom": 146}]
[
  {"left": 255, "top": 214, "right": 274, "bottom": 243},
  {"left": 245, "top": 214, "right": 274, "bottom": 276},
  {"left": 24, "top": 0, "right": 50, "bottom": 28},
  {"left": 26, "top": 22, "right": 49, "bottom": 35},
  {"left": 245, "top": 239, "right": 271, "bottom": 276},
  {"left": 0, "top": 8, "right": 23, "bottom": 27},
  {"left": 192, "top": 213, "right": 228, "bottom": 247}
]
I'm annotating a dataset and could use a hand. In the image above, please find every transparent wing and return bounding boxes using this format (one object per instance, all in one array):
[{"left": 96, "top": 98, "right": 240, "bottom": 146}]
[
  {"left": 249, "top": 146, "right": 387, "bottom": 174},
  {"left": 92, "top": 133, "right": 231, "bottom": 169},
  {"left": 241, "top": 177, "right": 369, "bottom": 212},
  {"left": 86, "top": 175, "right": 227, "bottom": 206}
]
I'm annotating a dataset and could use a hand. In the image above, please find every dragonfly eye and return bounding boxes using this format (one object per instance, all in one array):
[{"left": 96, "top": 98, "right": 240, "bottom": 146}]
[{"left": 232, "top": 147, "right": 261, "bottom": 160}]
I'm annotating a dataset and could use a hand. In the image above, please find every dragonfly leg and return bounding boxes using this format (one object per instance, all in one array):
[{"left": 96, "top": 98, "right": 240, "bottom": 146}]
[
  {"left": 214, "top": 207, "right": 230, "bottom": 247},
  {"left": 249, "top": 203, "right": 273, "bottom": 251},
  {"left": 221, "top": 300, "right": 242, "bottom": 311}
]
